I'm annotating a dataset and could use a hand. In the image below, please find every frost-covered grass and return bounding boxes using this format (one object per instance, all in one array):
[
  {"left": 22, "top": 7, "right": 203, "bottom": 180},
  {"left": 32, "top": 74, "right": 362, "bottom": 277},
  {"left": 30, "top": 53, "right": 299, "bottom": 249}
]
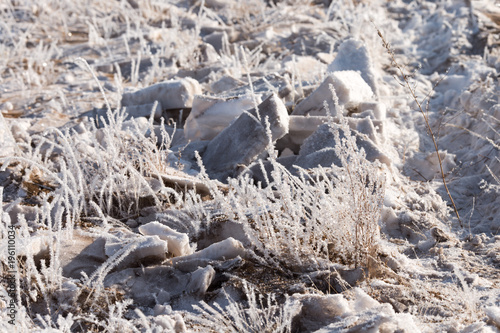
[{"left": 2, "top": 0, "right": 500, "bottom": 332}]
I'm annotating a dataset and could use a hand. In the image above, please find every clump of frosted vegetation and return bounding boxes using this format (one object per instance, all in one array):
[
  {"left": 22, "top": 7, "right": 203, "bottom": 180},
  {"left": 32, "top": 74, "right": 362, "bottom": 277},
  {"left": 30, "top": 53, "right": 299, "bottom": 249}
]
[
  {"left": 191, "top": 117, "right": 386, "bottom": 272},
  {"left": 189, "top": 281, "right": 302, "bottom": 333},
  {"left": 1, "top": 105, "right": 179, "bottom": 224}
]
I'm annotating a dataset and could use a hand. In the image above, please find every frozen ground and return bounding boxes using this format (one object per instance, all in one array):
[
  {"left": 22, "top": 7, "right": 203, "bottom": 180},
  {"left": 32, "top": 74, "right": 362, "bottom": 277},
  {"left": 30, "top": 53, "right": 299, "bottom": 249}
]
[{"left": 1, "top": 0, "right": 500, "bottom": 332}]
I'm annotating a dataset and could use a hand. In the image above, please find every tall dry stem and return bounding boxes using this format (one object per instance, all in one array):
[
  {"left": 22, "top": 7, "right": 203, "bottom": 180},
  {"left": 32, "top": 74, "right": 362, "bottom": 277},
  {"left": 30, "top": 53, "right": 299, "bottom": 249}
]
[{"left": 376, "top": 28, "right": 462, "bottom": 227}]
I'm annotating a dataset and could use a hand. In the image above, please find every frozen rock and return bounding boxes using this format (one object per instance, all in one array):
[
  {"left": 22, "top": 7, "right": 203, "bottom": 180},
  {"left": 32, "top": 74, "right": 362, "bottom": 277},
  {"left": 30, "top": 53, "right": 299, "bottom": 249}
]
[
  {"left": 186, "top": 265, "right": 215, "bottom": 297},
  {"left": 172, "top": 140, "right": 210, "bottom": 167},
  {"left": 105, "top": 231, "right": 168, "bottom": 269},
  {"left": 184, "top": 95, "right": 256, "bottom": 141},
  {"left": 159, "top": 170, "right": 228, "bottom": 196},
  {"left": 121, "top": 78, "right": 202, "bottom": 110},
  {"left": 3, "top": 203, "right": 40, "bottom": 226},
  {"left": 292, "top": 71, "right": 373, "bottom": 116},
  {"left": 139, "top": 221, "right": 192, "bottom": 257},
  {"left": 328, "top": 38, "right": 379, "bottom": 97},
  {"left": 293, "top": 294, "right": 351, "bottom": 332},
  {"left": 123, "top": 102, "right": 163, "bottom": 120},
  {"left": 348, "top": 116, "right": 384, "bottom": 145},
  {"left": 309, "top": 289, "right": 420, "bottom": 333},
  {"left": 0, "top": 113, "right": 18, "bottom": 157},
  {"left": 279, "top": 116, "right": 384, "bottom": 153},
  {"left": 0, "top": 232, "right": 50, "bottom": 263},
  {"left": 177, "top": 65, "right": 223, "bottom": 83},
  {"left": 329, "top": 71, "right": 374, "bottom": 108},
  {"left": 202, "top": 93, "right": 289, "bottom": 180},
  {"left": 197, "top": 219, "right": 253, "bottom": 249},
  {"left": 247, "top": 156, "right": 297, "bottom": 186},
  {"left": 170, "top": 237, "right": 246, "bottom": 272},
  {"left": 223, "top": 73, "right": 289, "bottom": 99},
  {"left": 293, "top": 123, "right": 390, "bottom": 170},
  {"left": 292, "top": 75, "right": 340, "bottom": 117},
  {"left": 252, "top": 93, "right": 289, "bottom": 141}
]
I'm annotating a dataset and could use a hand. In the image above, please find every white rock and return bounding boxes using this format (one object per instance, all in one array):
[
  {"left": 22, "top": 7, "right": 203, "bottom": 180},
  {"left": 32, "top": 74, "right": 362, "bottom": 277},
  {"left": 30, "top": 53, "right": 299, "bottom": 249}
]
[
  {"left": 139, "top": 221, "right": 192, "bottom": 257},
  {"left": 292, "top": 71, "right": 373, "bottom": 117},
  {"left": 184, "top": 95, "right": 256, "bottom": 141},
  {"left": 186, "top": 265, "right": 215, "bottom": 296},
  {"left": 292, "top": 75, "right": 340, "bottom": 116},
  {"left": 253, "top": 93, "right": 289, "bottom": 141},
  {"left": 329, "top": 71, "right": 374, "bottom": 108},
  {"left": 210, "top": 74, "right": 244, "bottom": 93},
  {"left": 294, "top": 294, "right": 352, "bottom": 331},
  {"left": 328, "top": 38, "right": 379, "bottom": 96},
  {"left": 121, "top": 78, "right": 202, "bottom": 110},
  {"left": 0, "top": 233, "right": 50, "bottom": 262},
  {"left": 170, "top": 237, "right": 246, "bottom": 267}
]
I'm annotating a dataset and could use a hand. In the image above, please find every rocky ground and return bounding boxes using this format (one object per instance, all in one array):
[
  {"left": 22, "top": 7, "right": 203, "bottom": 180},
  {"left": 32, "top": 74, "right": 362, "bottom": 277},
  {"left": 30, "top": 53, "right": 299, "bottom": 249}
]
[{"left": 1, "top": 0, "right": 500, "bottom": 332}]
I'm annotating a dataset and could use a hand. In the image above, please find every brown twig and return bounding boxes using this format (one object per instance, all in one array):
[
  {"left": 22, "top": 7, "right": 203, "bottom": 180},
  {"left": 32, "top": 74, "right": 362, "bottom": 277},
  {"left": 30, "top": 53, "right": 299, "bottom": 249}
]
[{"left": 376, "top": 28, "right": 462, "bottom": 227}]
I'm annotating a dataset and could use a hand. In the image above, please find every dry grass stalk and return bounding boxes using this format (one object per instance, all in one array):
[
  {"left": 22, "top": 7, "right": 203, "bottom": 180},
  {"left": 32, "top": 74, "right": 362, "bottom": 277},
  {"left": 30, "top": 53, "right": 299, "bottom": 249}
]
[{"left": 376, "top": 28, "right": 462, "bottom": 227}]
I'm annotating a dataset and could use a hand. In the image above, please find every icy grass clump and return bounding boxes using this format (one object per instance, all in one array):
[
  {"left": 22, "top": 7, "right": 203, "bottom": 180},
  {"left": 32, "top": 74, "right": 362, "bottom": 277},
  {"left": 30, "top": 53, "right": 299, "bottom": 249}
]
[
  {"left": 191, "top": 116, "right": 386, "bottom": 271},
  {"left": 189, "top": 281, "right": 302, "bottom": 333},
  {"left": 1, "top": 104, "right": 180, "bottom": 222}
]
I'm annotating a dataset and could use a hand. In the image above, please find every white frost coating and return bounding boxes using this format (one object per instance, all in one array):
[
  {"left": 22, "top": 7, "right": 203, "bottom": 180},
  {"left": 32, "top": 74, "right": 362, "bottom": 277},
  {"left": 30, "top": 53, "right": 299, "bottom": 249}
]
[
  {"left": 329, "top": 71, "right": 374, "bottom": 108},
  {"left": 139, "top": 221, "right": 192, "bottom": 257},
  {"left": 186, "top": 265, "right": 215, "bottom": 296},
  {"left": 105, "top": 235, "right": 168, "bottom": 263},
  {"left": 292, "top": 71, "right": 373, "bottom": 116},
  {"left": 184, "top": 95, "right": 256, "bottom": 141},
  {"left": 0, "top": 112, "right": 18, "bottom": 157},
  {"left": 328, "top": 38, "right": 379, "bottom": 96},
  {"left": 170, "top": 237, "right": 246, "bottom": 265},
  {"left": 121, "top": 77, "right": 202, "bottom": 109}
]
